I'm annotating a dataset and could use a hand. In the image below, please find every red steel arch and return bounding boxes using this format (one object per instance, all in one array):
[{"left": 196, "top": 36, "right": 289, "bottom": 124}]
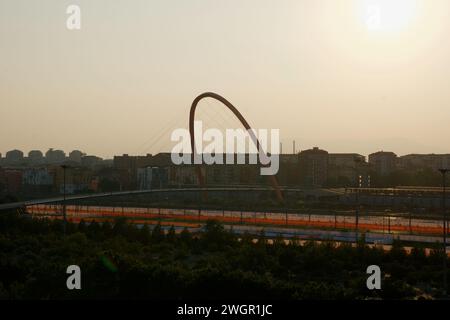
[{"left": 189, "top": 92, "right": 283, "bottom": 202}]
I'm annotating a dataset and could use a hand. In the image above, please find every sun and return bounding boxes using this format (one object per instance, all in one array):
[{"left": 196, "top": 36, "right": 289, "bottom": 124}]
[{"left": 361, "top": 0, "right": 419, "bottom": 32}]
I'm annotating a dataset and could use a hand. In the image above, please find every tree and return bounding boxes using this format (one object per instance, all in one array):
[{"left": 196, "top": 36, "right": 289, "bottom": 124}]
[
  {"left": 179, "top": 227, "right": 192, "bottom": 244},
  {"left": 151, "top": 223, "right": 165, "bottom": 243},
  {"left": 87, "top": 220, "right": 101, "bottom": 240},
  {"left": 273, "top": 233, "right": 286, "bottom": 247},
  {"left": 240, "top": 231, "right": 253, "bottom": 245},
  {"left": 101, "top": 220, "right": 113, "bottom": 237},
  {"left": 112, "top": 218, "right": 128, "bottom": 237},
  {"left": 166, "top": 225, "right": 176, "bottom": 243},
  {"left": 257, "top": 229, "right": 267, "bottom": 247},
  {"left": 78, "top": 219, "right": 87, "bottom": 233},
  {"left": 201, "top": 220, "right": 235, "bottom": 250},
  {"left": 139, "top": 224, "right": 151, "bottom": 244}
]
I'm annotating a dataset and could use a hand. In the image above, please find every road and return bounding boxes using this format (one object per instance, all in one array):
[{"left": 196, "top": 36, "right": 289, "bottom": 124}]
[{"left": 26, "top": 204, "right": 448, "bottom": 242}]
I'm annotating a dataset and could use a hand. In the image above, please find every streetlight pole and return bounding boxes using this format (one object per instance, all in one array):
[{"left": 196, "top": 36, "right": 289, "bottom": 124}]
[
  {"left": 439, "top": 168, "right": 449, "bottom": 296},
  {"left": 61, "top": 165, "right": 68, "bottom": 236},
  {"left": 355, "top": 175, "right": 362, "bottom": 242}
]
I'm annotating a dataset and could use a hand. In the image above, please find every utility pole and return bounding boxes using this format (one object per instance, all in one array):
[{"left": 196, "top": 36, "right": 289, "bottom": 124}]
[
  {"left": 355, "top": 175, "right": 362, "bottom": 242},
  {"left": 439, "top": 168, "right": 449, "bottom": 296},
  {"left": 285, "top": 207, "right": 288, "bottom": 226},
  {"left": 61, "top": 165, "right": 68, "bottom": 236},
  {"left": 409, "top": 196, "right": 413, "bottom": 235}
]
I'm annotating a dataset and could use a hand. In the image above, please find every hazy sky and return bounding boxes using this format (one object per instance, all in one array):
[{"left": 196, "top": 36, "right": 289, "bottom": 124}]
[{"left": 1, "top": 0, "right": 450, "bottom": 158}]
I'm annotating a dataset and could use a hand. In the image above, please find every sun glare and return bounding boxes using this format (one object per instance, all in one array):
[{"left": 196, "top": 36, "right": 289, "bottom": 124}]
[{"left": 361, "top": 0, "right": 419, "bottom": 32}]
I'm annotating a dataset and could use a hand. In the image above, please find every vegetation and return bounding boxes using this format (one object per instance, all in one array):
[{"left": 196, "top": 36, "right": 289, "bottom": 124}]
[{"left": 0, "top": 210, "right": 448, "bottom": 300}]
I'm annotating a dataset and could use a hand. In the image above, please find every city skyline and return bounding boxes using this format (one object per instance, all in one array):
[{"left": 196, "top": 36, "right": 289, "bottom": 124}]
[
  {"left": 0, "top": 146, "right": 450, "bottom": 165},
  {"left": 2, "top": 0, "right": 450, "bottom": 158},
  {"left": 2, "top": 145, "right": 450, "bottom": 160}
]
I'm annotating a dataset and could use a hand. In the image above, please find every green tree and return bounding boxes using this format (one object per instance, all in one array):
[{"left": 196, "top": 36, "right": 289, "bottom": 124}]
[
  {"left": 151, "top": 223, "right": 165, "bottom": 243},
  {"left": 179, "top": 227, "right": 192, "bottom": 244},
  {"left": 166, "top": 225, "right": 176, "bottom": 243}
]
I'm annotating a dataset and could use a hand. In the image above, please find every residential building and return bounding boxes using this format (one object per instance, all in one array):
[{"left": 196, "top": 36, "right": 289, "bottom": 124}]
[
  {"left": 398, "top": 154, "right": 450, "bottom": 170},
  {"left": 5, "top": 149, "right": 24, "bottom": 164},
  {"left": 328, "top": 153, "right": 367, "bottom": 187},
  {"left": 299, "top": 147, "right": 329, "bottom": 187},
  {"left": 368, "top": 151, "right": 397, "bottom": 176},
  {"left": 69, "top": 150, "right": 85, "bottom": 163},
  {"left": 45, "top": 148, "right": 66, "bottom": 164}
]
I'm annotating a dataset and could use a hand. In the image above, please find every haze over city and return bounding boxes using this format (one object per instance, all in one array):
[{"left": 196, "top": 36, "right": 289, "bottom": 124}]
[{"left": 2, "top": 0, "right": 450, "bottom": 157}]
